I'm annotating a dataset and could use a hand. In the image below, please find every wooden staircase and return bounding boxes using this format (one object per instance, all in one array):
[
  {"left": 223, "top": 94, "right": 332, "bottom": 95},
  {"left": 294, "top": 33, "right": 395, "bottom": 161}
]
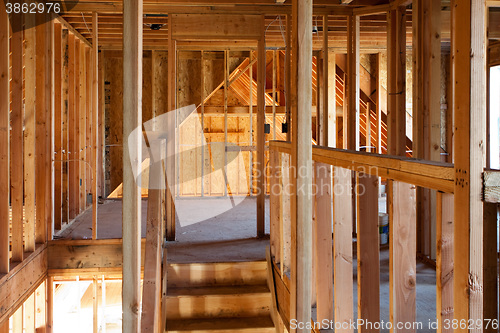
[{"left": 164, "top": 261, "right": 275, "bottom": 333}]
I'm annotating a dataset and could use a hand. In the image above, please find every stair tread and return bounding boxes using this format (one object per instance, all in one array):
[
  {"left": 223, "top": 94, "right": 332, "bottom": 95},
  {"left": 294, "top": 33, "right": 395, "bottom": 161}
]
[
  {"left": 167, "top": 285, "right": 270, "bottom": 297},
  {"left": 166, "top": 316, "right": 274, "bottom": 331}
]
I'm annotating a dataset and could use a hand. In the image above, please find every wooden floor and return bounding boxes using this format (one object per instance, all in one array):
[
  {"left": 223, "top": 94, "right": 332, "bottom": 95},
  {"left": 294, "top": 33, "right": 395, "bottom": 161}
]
[{"left": 55, "top": 196, "right": 271, "bottom": 263}]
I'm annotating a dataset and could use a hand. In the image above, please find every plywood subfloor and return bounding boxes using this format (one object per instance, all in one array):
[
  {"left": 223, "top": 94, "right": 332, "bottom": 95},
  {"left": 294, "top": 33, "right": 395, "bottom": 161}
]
[{"left": 55, "top": 196, "right": 270, "bottom": 263}]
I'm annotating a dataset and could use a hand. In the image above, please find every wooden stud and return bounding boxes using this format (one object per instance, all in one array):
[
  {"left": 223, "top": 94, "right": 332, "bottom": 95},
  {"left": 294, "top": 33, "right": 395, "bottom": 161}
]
[
  {"left": 333, "top": 167, "right": 353, "bottom": 332},
  {"left": 86, "top": 47, "right": 92, "bottom": 208},
  {"left": 98, "top": 50, "right": 106, "bottom": 199},
  {"left": 356, "top": 173, "right": 380, "bottom": 333},
  {"left": 24, "top": 294, "right": 35, "bottom": 333},
  {"left": 347, "top": 15, "right": 360, "bottom": 151},
  {"left": 93, "top": 276, "right": 98, "bottom": 333},
  {"left": 452, "top": 0, "right": 487, "bottom": 329},
  {"left": 74, "top": 40, "right": 81, "bottom": 216},
  {"left": 35, "top": 16, "right": 47, "bottom": 245},
  {"left": 224, "top": 50, "right": 228, "bottom": 197},
  {"left": 483, "top": 202, "right": 497, "bottom": 330},
  {"left": 285, "top": 14, "right": 291, "bottom": 142},
  {"left": 69, "top": 36, "right": 78, "bottom": 220},
  {"left": 273, "top": 50, "right": 277, "bottom": 140},
  {"left": 140, "top": 140, "right": 164, "bottom": 333},
  {"left": 389, "top": 181, "right": 417, "bottom": 332},
  {"left": 375, "top": 53, "right": 382, "bottom": 154},
  {"left": 11, "top": 11, "right": 24, "bottom": 261},
  {"left": 257, "top": 15, "right": 266, "bottom": 238},
  {"left": 0, "top": 318, "right": 7, "bottom": 333},
  {"left": 166, "top": 13, "right": 176, "bottom": 241},
  {"left": 290, "top": 0, "right": 313, "bottom": 330},
  {"left": 122, "top": 0, "right": 143, "bottom": 332},
  {"left": 35, "top": 281, "right": 46, "bottom": 333},
  {"left": 436, "top": 192, "right": 453, "bottom": 333},
  {"left": 47, "top": 277, "right": 53, "bottom": 333},
  {"left": 327, "top": 49, "right": 336, "bottom": 148},
  {"left": 79, "top": 44, "right": 86, "bottom": 213},
  {"left": 387, "top": 7, "right": 406, "bottom": 157},
  {"left": 46, "top": 19, "right": 55, "bottom": 241},
  {"left": 92, "top": 12, "right": 99, "bottom": 240},
  {"left": 270, "top": 149, "right": 280, "bottom": 260},
  {"left": 54, "top": 23, "right": 63, "bottom": 232},
  {"left": 24, "top": 10, "right": 36, "bottom": 252},
  {"left": 314, "top": 163, "right": 333, "bottom": 323},
  {"left": 62, "top": 29, "right": 70, "bottom": 226},
  {"left": 12, "top": 306, "right": 22, "bottom": 333}
]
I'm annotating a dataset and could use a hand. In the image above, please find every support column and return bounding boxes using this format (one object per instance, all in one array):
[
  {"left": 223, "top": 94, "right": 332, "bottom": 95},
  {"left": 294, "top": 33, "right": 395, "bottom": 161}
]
[
  {"left": 0, "top": 1, "right": 9, "bottom": 273},
  {"left": 257, "top": 15, "right": 266, "bottom": 238},
  {"left": 122, "top": 0, "right": 143, "bottom": 332},
  {"left": 290, "top": 0, "right": 313, "bottom": 331},
  {"left": 92, "top": 12, "right": 99, "bottom": 240},
  {"left": 11, "top": 11, "right": 24, "bottom": 261},
  {"left": 452, "top": 0, "right": 487, "bottom": 329},
  {"left": 347, "top": 15, "right": 360, "bottom": 151},
  {"left": 166, "top": 14, "right": 176, "bottom": 241}
]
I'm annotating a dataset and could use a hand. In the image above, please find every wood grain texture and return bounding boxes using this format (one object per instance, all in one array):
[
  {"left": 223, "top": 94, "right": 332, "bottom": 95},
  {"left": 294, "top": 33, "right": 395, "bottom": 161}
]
[
  {"left": 390, "top": 182, "right": 416, "bottom": 333},
  {"left": 24, "top": 12, "right": 36, "bottom": 253},
  {"left": 436, "top": 192, "right": 453, "bottom": 333},
  {"left": 356, "top": 174, "right": 380, "bottom": 333},
  {"left": 314, "top": 163, "right": 333, "bottom": 323},
  {"left": 122, "top": 0, "right": 144, "bottom": 332},
  {"left": 0, "top": 0, "right": 8, "bottom": 273},
  {"left": 333, "top": 167, "right": 353, "bottom": 333},
  {"left": 10, "top": 12, "right": 24, "bottom": 262}
]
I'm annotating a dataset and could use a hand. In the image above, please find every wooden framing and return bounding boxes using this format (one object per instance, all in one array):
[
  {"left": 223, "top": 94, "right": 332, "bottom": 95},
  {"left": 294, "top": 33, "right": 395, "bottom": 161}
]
[
  {"left": 54, "top": 23, "right": 63, "bottom": 232},
  {"left": 291, "top": 0, "right": 313, "bottom": 329},
  {"left": 92, "top": 12, "right": 99, "bottom": 240},
  {"left": 346, "top": 14, "right": 360, "bottom": 150},
  {"left": 0, "top": 1, "right": 8, "bottom": 274},
  {"left": 24, "top": 10, "right": 36, "bottom": 253},
  {"left": 270, "top": 141, "right": 455, "bottom": 193},
  {"left": 256, "top": 15, "right": 266, "bottom": 238},
  {"left": 166, "top": 13, "right": 176, "bottom": 241},
  {"left": 452, "top": 0, "right": 487, "bottom": 329},
  {"left": 10, "top": 10, "right": 24, "bottom": 262},
  {"left": 122, "top": 0, "right": 143, "bottom": 332},
  {"left": 35, "top": 15, "right": 48, "bottom": 245},
  {"left": 69, "top": 35, "right": 79, "bottom": 220},
  {"left": 356, "top": 173, "right": 379, "bottom": 333}
]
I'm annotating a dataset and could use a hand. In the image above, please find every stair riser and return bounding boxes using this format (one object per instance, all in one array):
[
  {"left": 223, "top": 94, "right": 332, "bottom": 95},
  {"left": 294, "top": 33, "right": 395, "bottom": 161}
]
[
  {"left": 167, "top": 262, "right": 267, "bottom": 288},
  {"left": 166, "top": 294, "right": 271, "bottom": 319},
  {"left": 167, "top": 329, "right": 275, "bottom": 333}
]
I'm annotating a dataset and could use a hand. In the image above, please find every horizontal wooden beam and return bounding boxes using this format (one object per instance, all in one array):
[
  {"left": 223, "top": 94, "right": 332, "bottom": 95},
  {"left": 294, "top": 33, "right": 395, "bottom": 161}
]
[
  {"left": 0, "top": 246, "right": 47, "bottom": 326},
  {"left": 269, "top": 141, "right": 455, "bottom": 193},
  {"left": 55, "top": 15, "right": 92, "bottom": 48},
  {"left": 48, "top": 239, "right": 146, "bottom": 272},
  {"left": 483, "top": 170, "right": 500, "bottom": 203},
  {"left": 62, "top": 2, "right": 353, "bottom": 15}
]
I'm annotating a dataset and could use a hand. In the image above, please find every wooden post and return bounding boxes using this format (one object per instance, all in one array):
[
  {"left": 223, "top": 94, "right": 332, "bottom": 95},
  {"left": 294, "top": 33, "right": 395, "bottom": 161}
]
[
  {"left": 46, "top": 19, "right": 54, "bottom": 241},
  {"left": 257, "top": 15, "right": 266, "bottom": 238},
  {"left": 79, "top": 43, "right": 86, "bottom": 213},
  {"left": 35, "top": 16, "right": 47, "bottom": 244},
  {"left": 314, "top": 163, "right": 333, "bottom": 323},
  {"left": 452, "top": 0, "right": 487, "bottom": 330},
  {"left": 285, "top": 14, "right": 291, "bottom": 142},
  {"left": 25, "top": 294, "right": 35, "bottom": 333},
  {"left": 347, "top": 15, "right": 360, "bottom": 151},
  {"left": 270, "top": 149, "right": 281, "bottom": 259},
  {"left": 356, "top": 173, "right": 380, "bottom": 333},
  {"left": 24, "top": 11, "right": 36, "bottom": 252},
  {"left": 328, "top": 50, "right": 336, "bottom": 148},
  {"left": 69, "top": 36, "right": 78, "bottom": 220},
  {"left": 141, "top": 140, "right": 165, "bottom": 333},
  {"left": 47, "top": 277, "right": 53, "bottom": 333},
  {"left": 12, "top": 306, "right": 23, "bottom": 333},
  {"left": 62, "top": 29, "right": 70, "bottom": 226},
  {"left": 92, "top": 276, "right": 98, "bottom": 333},
  {"left": 0, "top": 3, "right": 8, "bottom": 273},
  {"left": 333, "top": 167, "right": 353, "bottom": 333},
  {"left": 123, "top": 0, "right": 143, "bottom": 332},
  {"left": 35, "top": 281, "right": 46, "bottom": 333},
  {"left": 54, "top": 22, "right": 63, "bottom": 232},
  {"left": 322, "top": 15, "right": 329, "bottom": 147},
  {"left": 375, "top": 53, "right": 382, "bottom": 154},
  {"left": 92, "top": 12, "right": 99, "bottom": 240},
  {"left": 290, "top": 0, "right": 313, "bottom": 330},
  {"left": 436, "top": 192, "right": 453, "bottom": 333},
  {"left": 11, "top": 11, "right": 24, "bottom": 261},
  {"left": 166, "top": 14, "right": 176, "bottom": 241},
  {"left": 387, "top": 7, "right": 406, "bottom": 157},
  {"left": 390, "top": 182, "right": 417, "bottom": 333}
]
